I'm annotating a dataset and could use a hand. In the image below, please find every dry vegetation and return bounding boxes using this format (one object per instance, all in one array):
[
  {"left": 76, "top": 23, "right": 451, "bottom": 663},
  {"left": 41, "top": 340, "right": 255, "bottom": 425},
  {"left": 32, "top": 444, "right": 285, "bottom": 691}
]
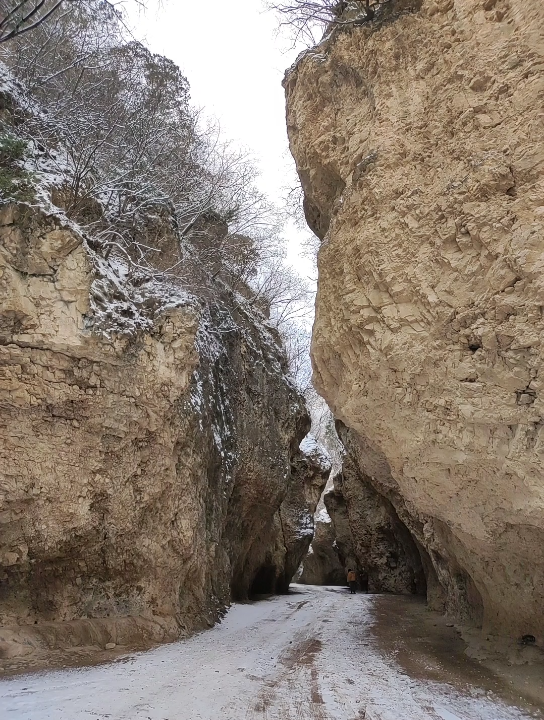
[
  {"left": 0, "top": 0, "right": 315, "bottom": 382},
  {"left": 268, "top": 0, "right": 391, "bottom": 44}
]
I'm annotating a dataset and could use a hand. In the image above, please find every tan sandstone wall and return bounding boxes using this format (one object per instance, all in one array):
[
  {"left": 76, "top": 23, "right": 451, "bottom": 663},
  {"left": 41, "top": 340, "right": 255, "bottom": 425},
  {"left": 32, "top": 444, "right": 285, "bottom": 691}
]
[
  {"left": 285, "top": 0, "right": 544, "bottom": 640},
  {"left": 0, "top": 200, "right": 309, "bottom": 661},
  {"left": 248, "top": 445, "right": 331, "bottom": 594}
]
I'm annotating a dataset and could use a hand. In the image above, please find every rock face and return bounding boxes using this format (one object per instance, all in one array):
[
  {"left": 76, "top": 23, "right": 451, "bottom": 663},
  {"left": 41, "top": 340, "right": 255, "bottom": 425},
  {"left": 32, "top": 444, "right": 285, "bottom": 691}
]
[
  {"left": 333, "top": 424, "right": 428, "bottom": 595},
  {"left": 323, "top": 477, "right": 358, "bottom": 577},
  {"left": 285, "top": 0, "right": 544, "bottom": 640},
  {"left": 0, "top": 196, "right": 311, "bottom": 659},
  {"left": 298, "top": 506, "right": 345, "bottom": 586},
  {"left": 250, "top": 437, "right": 332, "bottom": 594}
]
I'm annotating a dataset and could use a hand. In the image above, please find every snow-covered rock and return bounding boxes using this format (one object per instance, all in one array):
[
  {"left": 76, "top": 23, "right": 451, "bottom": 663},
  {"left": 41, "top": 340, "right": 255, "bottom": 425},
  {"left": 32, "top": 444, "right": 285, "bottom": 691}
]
[
  {"left": 0, "top": 78, "right": 310, "bottom": 660},
  {"left": 248, "top": 441, "right": 331, "bottom": 594},
  {"left": 299, "top": 433, "right": 332, "bottom": 473}
]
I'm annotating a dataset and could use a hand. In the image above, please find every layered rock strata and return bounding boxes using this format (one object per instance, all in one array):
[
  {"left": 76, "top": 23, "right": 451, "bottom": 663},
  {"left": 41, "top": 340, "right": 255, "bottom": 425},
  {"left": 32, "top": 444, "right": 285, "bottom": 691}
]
[
  {"left": 0, "top": 193, "right": 310, "bottom": 659},
  {"left": 285, "top": 0, "right": 544, "bottom": 640}
]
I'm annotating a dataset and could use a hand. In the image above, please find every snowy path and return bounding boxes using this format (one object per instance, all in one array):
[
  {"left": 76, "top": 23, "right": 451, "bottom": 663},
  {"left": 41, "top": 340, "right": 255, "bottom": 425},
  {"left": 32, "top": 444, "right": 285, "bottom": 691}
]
[{"left": 1, "top": 586, "right": 542, "bottom": 720}]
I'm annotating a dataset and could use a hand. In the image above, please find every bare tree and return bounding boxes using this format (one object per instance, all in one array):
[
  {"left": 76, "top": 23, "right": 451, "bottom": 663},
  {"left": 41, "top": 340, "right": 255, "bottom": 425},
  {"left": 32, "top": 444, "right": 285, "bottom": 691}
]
[
  {"left": 282, "top": 159, "right": 321, "bottom": 266},
  {"left": 3, "top": 0, "right": 319, "bottom": 381},
  {"left": 282, "top": 320, "right": 312, "bottom": 389},
  {"left": 0, "top": 0, "right": 66, "bottom": 42},
  {"left": 304, "top": 386, "right": 344, "bottom": 468},
  {"left": 268, "top": 0, "right": 390, "bottom": 45},
  {"left": 0, "top": 0, "right": 144, "bottom": 43}
]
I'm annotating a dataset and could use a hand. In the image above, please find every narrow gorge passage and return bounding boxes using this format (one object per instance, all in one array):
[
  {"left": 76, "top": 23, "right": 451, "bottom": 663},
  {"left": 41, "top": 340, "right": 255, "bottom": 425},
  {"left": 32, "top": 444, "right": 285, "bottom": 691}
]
[{"left": 1, "top": 586, "right": 542, "bottom": 720}]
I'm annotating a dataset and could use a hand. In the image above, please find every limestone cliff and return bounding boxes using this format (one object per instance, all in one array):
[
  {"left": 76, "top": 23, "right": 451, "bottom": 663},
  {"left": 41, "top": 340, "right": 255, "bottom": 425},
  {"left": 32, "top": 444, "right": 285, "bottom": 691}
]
[
  {"left": 323, "top": 477, "right": 358, "bottom": 576},
  {"left": 285, "top": 0, "right": 544, "bottom": 642},
  {"left": 249, "top": 438, "right": 331, "bottom": 594},
  {"left": 0, "top": 95, "right": 312, "bottom": 663},
  {"left": 332, "top": 423, "right": 428, "bottom": 595}
]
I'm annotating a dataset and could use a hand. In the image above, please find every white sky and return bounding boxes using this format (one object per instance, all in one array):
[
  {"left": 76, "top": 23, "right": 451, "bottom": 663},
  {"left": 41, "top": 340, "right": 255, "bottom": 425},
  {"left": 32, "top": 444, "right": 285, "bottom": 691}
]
[{"left": 128, "top": 0, "right": 314, "bottom": 279}]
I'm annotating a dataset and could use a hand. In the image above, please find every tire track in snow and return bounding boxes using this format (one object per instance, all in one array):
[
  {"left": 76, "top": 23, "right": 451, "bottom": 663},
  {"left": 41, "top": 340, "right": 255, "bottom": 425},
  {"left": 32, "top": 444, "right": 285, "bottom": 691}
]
[{"left": 0, "top": 587, "right": 542, "bottom": 720}]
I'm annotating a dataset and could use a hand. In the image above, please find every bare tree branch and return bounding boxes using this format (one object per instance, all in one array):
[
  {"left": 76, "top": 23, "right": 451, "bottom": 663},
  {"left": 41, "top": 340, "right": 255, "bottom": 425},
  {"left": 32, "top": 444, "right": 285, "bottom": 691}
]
[
  {"left": 0, "top": 0, "right": 145, "bottom": 43},
  {"left": 267, "top": 0, "right": 391, "bottom": 45},
  {"left": 2, "top": 0, "right": 317, "bottom": 387}
]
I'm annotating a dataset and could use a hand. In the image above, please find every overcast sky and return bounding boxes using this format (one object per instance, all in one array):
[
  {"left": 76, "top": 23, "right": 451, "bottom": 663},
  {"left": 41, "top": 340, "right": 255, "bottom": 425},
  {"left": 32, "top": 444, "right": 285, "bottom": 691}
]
[{"left": 129, "top": 0, "right": 314, "bottom": 277}]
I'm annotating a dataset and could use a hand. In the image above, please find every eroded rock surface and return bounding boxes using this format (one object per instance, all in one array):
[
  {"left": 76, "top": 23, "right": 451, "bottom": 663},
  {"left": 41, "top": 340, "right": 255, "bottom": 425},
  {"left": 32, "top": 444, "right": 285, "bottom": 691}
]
[
  {"left": 298, "top": 506, "right": 345, "bottom": 586},
  {"left": 285, "top": 0, "right": 544, "bottom": 640},
  {"left": 323, "top": 476, "right": 358, "bottom": 576},
  {"left": 250, "top": 436, "right": 332, "bottom": 594},
  {"left": 334, "top": 424, "right": 428, "bottom": 596},
  {"left": 0, "top": 195, "right": 310, "bottom": 660}
]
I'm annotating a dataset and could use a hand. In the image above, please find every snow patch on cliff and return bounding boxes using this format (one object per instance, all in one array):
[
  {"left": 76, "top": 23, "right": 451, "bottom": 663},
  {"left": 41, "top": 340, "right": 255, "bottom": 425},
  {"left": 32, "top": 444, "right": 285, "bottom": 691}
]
[{"left": 300, "top": 433, "right": 332, "bottom": 471}]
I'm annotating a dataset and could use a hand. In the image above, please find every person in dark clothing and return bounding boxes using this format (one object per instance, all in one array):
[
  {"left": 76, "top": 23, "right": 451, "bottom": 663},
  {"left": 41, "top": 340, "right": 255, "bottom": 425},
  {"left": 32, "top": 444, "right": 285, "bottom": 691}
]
[{"left": 347, "top": 568, "right": 358, "bottom": 594}]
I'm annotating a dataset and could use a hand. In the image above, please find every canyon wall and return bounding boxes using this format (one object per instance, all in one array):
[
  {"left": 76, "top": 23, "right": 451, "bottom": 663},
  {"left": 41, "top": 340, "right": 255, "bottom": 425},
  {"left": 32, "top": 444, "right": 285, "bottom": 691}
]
[
  {"left": 285, "top": 0, "right": 544, "bottom": 640},
  {"left": 0, "top": 85, "right": 314, "bottom": 658},
  {"left": 298, "top": 504, "right": 346, "bottom": 586},
  {"left": 250, "top": 437, "right": 332, "bottom": 594},
  {"left": 332, "top": 424, "right": 427, "bottom": 595}
]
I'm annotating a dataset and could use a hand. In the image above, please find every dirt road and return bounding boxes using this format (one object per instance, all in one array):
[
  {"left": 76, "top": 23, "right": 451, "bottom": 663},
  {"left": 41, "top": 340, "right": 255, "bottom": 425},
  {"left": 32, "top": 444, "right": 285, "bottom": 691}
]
[{"left": 1, "top": 585, "right": 542, "bottom": 720}]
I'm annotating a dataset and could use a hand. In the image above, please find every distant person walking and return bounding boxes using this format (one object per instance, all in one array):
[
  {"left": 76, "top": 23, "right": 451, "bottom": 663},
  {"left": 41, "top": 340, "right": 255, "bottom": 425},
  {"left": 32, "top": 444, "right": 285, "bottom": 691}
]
[{"left": 347, "top": 568, "right": 358, "bottom": 594}]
